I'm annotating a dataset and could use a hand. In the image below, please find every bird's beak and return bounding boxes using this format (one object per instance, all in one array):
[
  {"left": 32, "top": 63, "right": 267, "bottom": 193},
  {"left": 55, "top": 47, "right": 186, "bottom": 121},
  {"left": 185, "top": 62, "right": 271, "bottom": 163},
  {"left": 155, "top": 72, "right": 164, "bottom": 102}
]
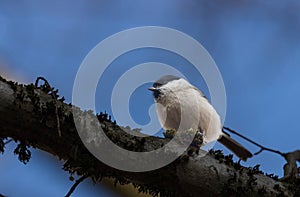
[
  {"left": 148, "top": 87, "right": 156, "bottom": 92},
  {"left": 148, "top": 87, "right": 161, "bottom": 99}
]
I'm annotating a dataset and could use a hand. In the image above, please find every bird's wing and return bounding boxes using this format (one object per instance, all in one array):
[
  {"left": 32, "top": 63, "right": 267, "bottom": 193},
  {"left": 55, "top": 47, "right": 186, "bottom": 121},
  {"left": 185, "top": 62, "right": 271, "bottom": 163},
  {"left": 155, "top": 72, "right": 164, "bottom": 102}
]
[{"left": 191, "top": 86, "right": 208, "bottom": 101}]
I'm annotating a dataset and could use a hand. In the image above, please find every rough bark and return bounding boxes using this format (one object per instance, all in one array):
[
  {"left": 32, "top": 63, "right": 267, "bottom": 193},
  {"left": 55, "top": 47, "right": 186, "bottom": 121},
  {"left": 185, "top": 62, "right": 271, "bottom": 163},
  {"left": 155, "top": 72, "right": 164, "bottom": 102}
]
[{"left": 0, "top": 77, "right": 298, "bottom": 197}]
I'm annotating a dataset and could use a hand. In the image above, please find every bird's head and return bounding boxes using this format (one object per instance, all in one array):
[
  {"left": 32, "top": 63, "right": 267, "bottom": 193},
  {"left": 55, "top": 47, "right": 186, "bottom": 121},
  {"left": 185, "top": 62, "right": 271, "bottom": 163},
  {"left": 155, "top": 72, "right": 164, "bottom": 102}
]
[{"left": 148, "top": 75, "right": 190, "bottom": 102}]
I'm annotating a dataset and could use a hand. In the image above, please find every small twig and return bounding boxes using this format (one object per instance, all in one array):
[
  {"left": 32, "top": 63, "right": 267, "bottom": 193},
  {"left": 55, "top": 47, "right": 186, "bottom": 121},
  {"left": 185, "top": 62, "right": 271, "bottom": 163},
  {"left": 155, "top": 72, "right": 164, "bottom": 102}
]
[
  {"left": 237, "top": 159, "right": 241, "bottom": 165},
  {"left": 35, "top": 76, "right": 51, "bottom": 89},
  {"left": 223, "top": 127, "right": 285, "bottom": 157},
  {"left": 35, "top": 77, "right": 61, "bottom": 137},
  {"left": 65, "top": 175, "right": 89, "bottom": 197},
  {"left": 223, "top": 127, "right": 300, "bottom": 180},
  {"left": 4, "top": 139, "right": 13, "bottom": 145}
]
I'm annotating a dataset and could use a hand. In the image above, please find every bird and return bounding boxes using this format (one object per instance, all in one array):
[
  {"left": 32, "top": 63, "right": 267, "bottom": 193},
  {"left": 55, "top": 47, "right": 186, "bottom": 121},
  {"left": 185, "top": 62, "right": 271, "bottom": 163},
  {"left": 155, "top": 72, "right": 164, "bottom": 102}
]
[{"left": 148, "top": 75, "right": 252, "bottom": 161}]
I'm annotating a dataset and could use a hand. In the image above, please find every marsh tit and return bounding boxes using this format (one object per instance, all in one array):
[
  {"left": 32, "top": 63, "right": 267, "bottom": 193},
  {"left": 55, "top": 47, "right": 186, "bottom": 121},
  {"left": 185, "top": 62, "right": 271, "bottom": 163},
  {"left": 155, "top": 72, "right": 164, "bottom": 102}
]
[{"left": 148, "top": 75, "right": 252, "bottom": 161}]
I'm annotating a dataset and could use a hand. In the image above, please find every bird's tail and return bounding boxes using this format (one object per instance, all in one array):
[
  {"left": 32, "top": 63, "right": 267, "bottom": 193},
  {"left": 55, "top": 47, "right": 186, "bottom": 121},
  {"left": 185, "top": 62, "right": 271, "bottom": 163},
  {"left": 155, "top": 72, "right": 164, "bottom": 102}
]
[{"left": 218, "top": 133, "right": 252, "bottom": 161}]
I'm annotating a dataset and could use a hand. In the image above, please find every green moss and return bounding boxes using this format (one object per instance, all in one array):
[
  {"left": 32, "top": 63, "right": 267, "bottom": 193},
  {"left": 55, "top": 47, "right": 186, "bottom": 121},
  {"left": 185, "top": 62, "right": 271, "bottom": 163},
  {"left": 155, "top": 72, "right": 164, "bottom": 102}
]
[{"left": 163, "top": 129, "right": 176, "bottom": 139}]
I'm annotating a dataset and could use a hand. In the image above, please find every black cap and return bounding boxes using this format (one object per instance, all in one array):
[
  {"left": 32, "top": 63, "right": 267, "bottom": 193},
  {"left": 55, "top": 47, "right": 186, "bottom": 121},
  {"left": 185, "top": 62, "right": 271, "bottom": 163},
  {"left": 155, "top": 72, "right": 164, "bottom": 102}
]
[{"left": 152, "top": 75, "right": 180, "bottom": 88}]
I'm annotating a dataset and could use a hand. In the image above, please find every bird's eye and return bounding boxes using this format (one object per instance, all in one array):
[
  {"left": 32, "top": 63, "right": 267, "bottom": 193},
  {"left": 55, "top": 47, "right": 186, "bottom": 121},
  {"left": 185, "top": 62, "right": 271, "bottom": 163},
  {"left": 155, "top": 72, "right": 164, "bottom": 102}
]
[{"left": 153, "top": 82, "right": 162, "bottom": 88}]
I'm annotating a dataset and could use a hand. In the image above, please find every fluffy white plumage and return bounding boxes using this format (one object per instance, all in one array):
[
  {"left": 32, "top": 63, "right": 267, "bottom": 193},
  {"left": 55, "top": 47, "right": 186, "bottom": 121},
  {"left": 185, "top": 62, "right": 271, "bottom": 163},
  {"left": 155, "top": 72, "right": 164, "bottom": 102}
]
[
  {"left": 154, "top": 78, "right": 222, "bottom": 144},
  {"left": 149, "top": 75, "right": 252, "bottom": 161}
]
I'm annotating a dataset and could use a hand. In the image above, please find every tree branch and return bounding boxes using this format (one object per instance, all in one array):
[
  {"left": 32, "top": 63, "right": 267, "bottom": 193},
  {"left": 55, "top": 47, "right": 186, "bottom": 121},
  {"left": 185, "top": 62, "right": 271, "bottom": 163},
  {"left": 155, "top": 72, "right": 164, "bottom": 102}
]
[
  {"left": 0, "top": 77, "right": 298, "bottom": 196},
  {"left": 65, "top": 174, "right": 89, "bottom": 197},
  {"left": 223, "top": 127, "right": 285, "bottom": 157}
]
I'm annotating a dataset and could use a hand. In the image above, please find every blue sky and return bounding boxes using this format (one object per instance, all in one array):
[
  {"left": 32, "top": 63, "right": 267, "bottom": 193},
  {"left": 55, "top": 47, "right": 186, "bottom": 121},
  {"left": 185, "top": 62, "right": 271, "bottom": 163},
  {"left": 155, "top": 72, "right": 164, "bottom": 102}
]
[{"left": 1, "top": 1, "right": 300, "bottom": 196}]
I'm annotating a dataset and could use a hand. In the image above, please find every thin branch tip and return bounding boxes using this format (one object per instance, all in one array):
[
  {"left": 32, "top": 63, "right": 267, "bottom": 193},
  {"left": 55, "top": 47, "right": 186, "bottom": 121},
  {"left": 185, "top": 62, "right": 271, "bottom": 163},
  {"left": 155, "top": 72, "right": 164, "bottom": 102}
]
[{"left": 65, "top": 175, "right": 89, "bottom": 197}]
